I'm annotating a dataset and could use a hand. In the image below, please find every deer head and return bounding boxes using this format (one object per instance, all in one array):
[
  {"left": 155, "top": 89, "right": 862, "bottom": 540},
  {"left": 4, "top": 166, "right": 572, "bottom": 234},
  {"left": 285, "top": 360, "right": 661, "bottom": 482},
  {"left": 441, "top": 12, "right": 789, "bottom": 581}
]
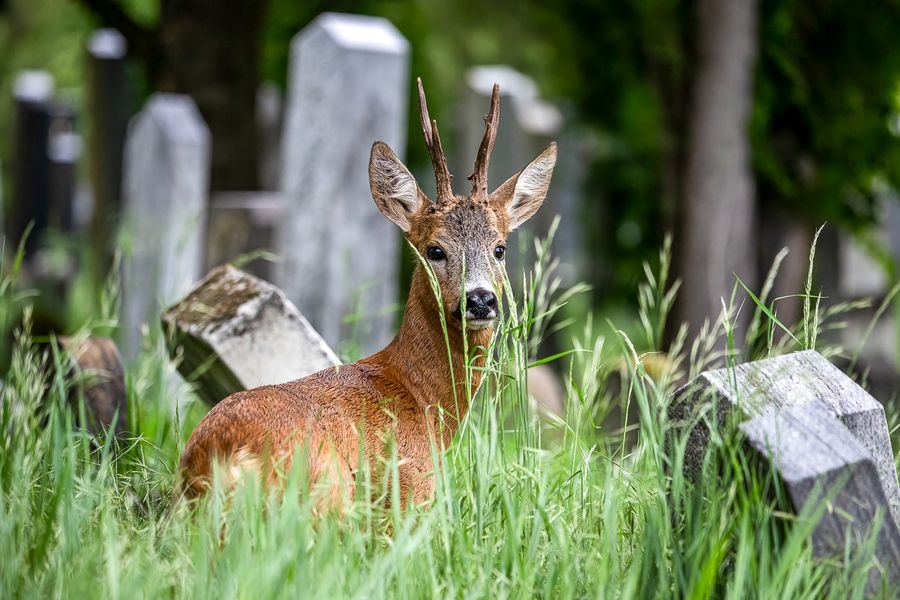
[{"left": 369, "top": 77, "right": 557, "bottom": 331}]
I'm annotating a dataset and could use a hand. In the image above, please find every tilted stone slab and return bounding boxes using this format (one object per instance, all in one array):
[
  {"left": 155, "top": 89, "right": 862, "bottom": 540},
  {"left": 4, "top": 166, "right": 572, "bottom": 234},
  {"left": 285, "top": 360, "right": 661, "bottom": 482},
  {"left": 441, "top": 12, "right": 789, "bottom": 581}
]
[
  {"left": 671, "top": 350, "right": 900, "bottom": 520},
  {"left": 670, "top": 350, "right": 900, "bottom": 589},
  {"left": 740, "top": 401, "right": 900, "bottom": 590},
  {"left": 162, "top": 265, "right": 340, "bottom": 406}
]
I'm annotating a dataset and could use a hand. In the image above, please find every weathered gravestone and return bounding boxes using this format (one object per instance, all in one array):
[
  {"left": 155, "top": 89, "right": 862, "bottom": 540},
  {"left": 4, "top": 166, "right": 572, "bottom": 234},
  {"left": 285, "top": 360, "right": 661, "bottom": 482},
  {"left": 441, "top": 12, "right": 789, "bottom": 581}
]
[
  {"left": 46, "top": 102, "right": 80, "bottom": 237},
  {"left": 206, "top": 191, "right": 282, "bottom": 282},
  {"left": 120, "top": 94, "right": 210, "bottom": 360},
  {"left": 10, "top": 71, "right": 81, "bottom": 296},
  {"left": 87, "top": 28, "right": 132, "bottom": 261},
  {"left": 10, "top": 74, "right": 79, "bottom": 239},
  {"left": 9, "top": 71, "right": 55, "bottom": 255},
  {"left": 670, "top": 350, "right": 900, "bottom": 591},
  {"left": 276, "top": 12, "right": 410, "bottom": 356},
  {"left": 455, "top": 66, "right": 583, "bottom": 286},
  {"left": 162, "top": 264, "right": 340, "bottom": 406}
]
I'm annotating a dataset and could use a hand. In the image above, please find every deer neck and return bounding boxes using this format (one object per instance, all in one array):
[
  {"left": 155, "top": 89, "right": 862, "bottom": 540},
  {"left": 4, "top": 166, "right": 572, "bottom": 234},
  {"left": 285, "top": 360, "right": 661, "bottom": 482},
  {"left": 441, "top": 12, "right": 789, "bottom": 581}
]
[{"left": 377, "top": 267, "right": 493, "bottom": 437}]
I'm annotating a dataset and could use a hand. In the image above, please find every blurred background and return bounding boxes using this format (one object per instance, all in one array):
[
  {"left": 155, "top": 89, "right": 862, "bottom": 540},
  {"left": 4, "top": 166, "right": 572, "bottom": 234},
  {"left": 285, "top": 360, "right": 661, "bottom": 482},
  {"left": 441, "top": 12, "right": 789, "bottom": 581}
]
[{"left": 2, "top": 0, "right": 900, "bottom": 399}]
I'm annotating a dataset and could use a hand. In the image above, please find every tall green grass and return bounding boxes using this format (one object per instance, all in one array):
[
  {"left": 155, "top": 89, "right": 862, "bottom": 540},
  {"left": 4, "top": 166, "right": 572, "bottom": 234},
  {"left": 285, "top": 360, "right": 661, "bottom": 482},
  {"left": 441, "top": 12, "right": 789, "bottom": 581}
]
[{"left": 0, "top": 230, "right": 895, "bottom": 598}]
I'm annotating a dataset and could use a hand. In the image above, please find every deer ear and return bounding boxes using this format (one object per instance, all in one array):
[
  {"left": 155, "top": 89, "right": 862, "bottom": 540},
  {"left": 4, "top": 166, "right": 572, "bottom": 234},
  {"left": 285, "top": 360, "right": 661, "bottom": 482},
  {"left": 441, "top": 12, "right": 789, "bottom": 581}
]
[
  {"left": 369, "top": 142, "right": 426, "bottom": 232},
  {"left": 490, "top": 142, "right": 557, "bottom": 231}
]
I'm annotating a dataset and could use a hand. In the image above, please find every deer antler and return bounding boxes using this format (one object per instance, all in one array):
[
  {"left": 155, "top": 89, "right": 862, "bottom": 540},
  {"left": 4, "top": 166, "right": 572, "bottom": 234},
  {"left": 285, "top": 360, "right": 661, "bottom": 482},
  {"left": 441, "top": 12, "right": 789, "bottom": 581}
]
[
  {"left": 468, "top": 83, "right": 500, "bottom": 196},
  {"left": 417, "top": 77, "right": 454, "bottom": 201}
]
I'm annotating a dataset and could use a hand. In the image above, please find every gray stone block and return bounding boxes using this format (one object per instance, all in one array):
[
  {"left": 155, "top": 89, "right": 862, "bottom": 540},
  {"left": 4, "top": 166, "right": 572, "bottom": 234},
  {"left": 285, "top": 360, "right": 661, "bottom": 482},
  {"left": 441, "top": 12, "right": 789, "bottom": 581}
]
[
  {"left": 162, "top": 264, "right": 340, "bottom": 406},
  {"left": 672, "top": 350, "right": 900, "bottom": 520},
  {"left": 671, "top": 350, "right": 900, "bottom": 590},
  {"left": 120, "top": 94, "right": 210, "bottom": 360},
  {"left": 275, "top": 12, "right": 410, "bottom": 356},
  {"left": 740, "top": 401, "right": 900, "bottom": 590}
]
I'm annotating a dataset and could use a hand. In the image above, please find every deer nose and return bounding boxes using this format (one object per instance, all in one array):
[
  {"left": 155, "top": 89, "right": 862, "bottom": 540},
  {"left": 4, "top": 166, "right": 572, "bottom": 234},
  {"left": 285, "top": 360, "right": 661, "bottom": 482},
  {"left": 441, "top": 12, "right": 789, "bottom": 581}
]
[{"left": 465, "top": 288, "right": 497, "bottom": 320}]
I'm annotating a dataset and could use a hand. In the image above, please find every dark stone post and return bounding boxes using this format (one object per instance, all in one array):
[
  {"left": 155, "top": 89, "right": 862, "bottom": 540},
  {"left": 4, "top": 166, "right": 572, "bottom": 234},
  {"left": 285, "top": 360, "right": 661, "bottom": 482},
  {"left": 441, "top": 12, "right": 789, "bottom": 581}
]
[{"left": 86, "top": 29, "right": 131, "bottom": 261}]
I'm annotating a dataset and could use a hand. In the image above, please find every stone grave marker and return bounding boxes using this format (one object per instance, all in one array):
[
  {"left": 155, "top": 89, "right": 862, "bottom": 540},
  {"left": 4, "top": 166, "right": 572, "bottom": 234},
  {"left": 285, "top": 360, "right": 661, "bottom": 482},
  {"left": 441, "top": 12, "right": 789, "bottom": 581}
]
[
  {"left": 87, "top": 28, "right": 132, "bottom": 260},
  {"left": 276, "top": 12, "right": 410, "bottom": 356},
  {"left": 120, "top": 94, "right": 210, "bottom": 360},
  {"left": 670, "top": 350, "right": 900, "bottom": 591},
  {"left": 10, "top": 71, "right": 80, "bottom": 291},
  {"left": 29, "top": 102, "right": 82, "bottom": 296},
  {"left": 9, "top": 70, "right": 55, "bottom": 255},
  {"left": 46, "top": 102, "right": 80, "bottom": 236},
  {"left": 739, "top": 401, "right": 900, "bottom": 590},
  {"left": 162, "top": 264, "right": 340, "bottom": 406}
]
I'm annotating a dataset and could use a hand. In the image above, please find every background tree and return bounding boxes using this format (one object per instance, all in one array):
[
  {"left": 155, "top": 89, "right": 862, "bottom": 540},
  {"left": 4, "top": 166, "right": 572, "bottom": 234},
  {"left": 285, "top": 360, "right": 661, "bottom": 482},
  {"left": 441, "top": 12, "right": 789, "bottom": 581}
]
[
  {"left": 530, "top": 0, "right": 900, "bottom": 341},
  {"left": 677, "top": 0, "right": 759, "bottom": 338},
  {"left": 75, "top": 0, "right": 270, "bottom": 191}
]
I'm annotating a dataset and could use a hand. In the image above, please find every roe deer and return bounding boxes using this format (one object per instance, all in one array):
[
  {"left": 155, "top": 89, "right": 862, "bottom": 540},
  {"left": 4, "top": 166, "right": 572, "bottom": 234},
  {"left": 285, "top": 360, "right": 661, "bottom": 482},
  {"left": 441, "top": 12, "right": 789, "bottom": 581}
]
[{"left": 178, "top": 78, "right": 557, "bottom": 506}]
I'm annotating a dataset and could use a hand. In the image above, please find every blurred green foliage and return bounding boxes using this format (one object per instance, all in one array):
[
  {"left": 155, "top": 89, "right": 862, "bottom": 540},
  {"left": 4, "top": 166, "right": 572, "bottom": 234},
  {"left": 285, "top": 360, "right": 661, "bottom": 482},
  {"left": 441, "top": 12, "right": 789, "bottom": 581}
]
[
  {"left": 753, "top": 0, "right": 900, "bottom": 226},
  {"left": 258, "top": 0, "right": 900, "bottom": 297}
]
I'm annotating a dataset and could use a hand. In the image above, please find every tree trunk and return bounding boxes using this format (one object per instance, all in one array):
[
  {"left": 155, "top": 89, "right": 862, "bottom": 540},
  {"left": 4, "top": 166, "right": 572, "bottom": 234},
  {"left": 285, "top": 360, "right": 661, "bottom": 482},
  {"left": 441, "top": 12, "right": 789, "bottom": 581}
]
[
  {"left": 78, "top": 0, "right": 269, "bottom": 191},
  {"left": 157, "top": 0, "right": 268, "bottom": 191},
  {"left": 676, "top": 0, "right": 759, "bottom": 341}
]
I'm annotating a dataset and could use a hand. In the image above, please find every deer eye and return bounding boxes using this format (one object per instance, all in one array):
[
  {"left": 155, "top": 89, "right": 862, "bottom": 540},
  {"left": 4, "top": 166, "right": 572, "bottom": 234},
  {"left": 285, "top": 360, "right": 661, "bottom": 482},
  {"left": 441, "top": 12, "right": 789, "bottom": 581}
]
[
  {"left": 427, "top": 246, "right": 446, "bottom": 261},
  {"left": 494, "top": 245, "right": 506, "bottom": 260}
]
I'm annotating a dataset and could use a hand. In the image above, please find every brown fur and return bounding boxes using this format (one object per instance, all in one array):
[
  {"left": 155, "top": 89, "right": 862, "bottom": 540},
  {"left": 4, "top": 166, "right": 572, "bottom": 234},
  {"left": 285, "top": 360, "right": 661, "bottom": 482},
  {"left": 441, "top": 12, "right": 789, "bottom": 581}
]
[{"left": 178, "top": 80, "right": 557, "bottom": 508}]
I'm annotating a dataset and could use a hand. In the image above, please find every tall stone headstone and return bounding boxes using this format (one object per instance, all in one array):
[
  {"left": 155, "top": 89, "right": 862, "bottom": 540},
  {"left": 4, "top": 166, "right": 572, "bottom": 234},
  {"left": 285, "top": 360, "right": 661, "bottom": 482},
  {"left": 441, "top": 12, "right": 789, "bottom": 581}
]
[
  {"left": 9, "top": 71, "right": 80, "bottom": 293},
  {"left": 756, "top": 216, "right": 813, "bottom": 329},
  {"left": 839, "top": 232, "right": 887, "bottom": 300},
  {"left": 276, "top": 12, "right": 410, "bottom": 357},
  {"left": 87, "top": 29, "right": 132, "bottom": 263},
  {"left": 455, "top": 66, "right": 576, "bottom": 286},
  {"left": 120, "top": 94, "right": 210, "bottom": 360},
  {"left": 46, "top": 102, "right": 80, "bottom": 236},
  {"left": 9, "top": 71, "right": 55, "bottom": 255},
  {"left": 549, "top": 120, "right": 590, "bottom": 286}
]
